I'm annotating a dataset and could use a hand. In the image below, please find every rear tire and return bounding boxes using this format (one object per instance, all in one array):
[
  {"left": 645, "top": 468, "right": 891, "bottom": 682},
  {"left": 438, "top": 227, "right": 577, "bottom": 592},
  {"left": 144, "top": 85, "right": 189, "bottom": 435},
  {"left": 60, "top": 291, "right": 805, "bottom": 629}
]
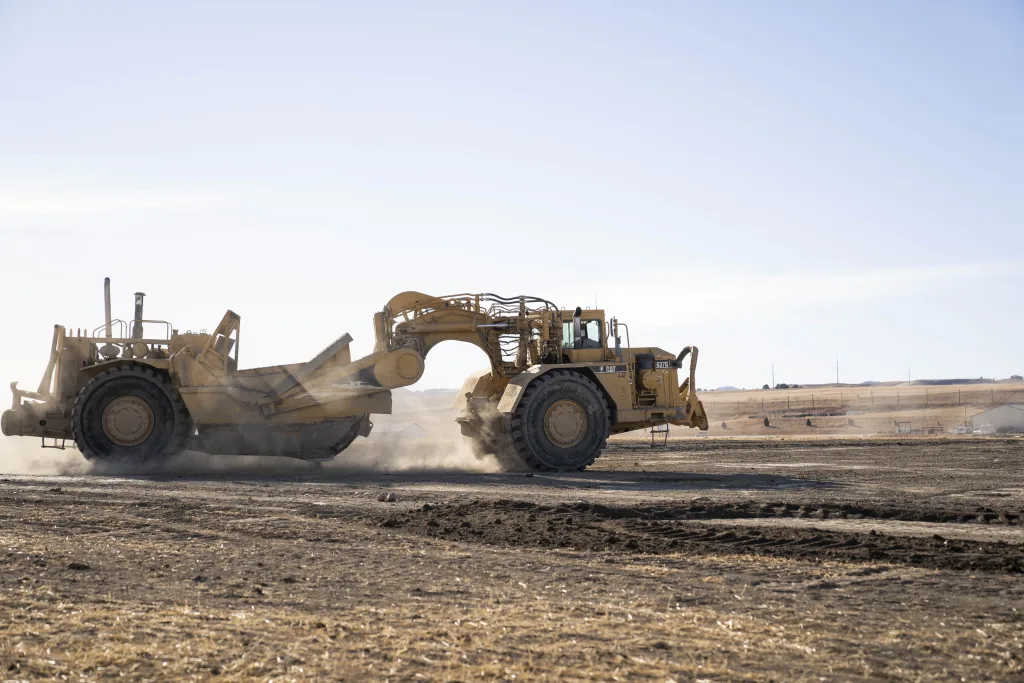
[
  {"left": 72, "top": 364, "right": 191, "bottom": 463},
  {"left": 508, "top": 370, "right": 609, "bottom": 471}
]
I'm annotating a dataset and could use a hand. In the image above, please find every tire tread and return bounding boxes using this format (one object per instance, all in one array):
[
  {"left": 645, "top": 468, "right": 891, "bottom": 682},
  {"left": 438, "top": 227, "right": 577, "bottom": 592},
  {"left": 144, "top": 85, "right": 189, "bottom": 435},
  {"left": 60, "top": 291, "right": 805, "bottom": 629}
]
[
  {"left": 505, "top": 369, "right": 609, "bottom": 472},
  {"left": 71, "top": 363, "right": 191, "bottom": 462}
]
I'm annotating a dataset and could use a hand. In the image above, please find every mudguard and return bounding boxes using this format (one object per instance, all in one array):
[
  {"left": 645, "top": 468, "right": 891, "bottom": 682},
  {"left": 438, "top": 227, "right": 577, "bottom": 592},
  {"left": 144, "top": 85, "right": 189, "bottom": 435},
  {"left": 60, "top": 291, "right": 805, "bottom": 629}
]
[{"left": 495, "top": 365, "right": 560, "bottom": 415}]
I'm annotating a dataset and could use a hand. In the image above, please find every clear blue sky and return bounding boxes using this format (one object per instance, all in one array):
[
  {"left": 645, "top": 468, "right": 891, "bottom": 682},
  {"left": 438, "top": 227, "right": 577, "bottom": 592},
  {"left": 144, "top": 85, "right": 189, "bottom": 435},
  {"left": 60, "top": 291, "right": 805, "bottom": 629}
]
[{"left": 1, "top": 1, "right": 1021, "bottom": 390}]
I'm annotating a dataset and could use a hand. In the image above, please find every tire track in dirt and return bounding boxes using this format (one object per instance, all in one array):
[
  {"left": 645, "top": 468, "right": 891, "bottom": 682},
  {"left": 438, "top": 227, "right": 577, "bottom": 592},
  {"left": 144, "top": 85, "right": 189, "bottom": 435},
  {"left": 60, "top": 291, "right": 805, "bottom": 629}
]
[{"left": 385, "top": 499, "right": 1024, "bottom": 573}]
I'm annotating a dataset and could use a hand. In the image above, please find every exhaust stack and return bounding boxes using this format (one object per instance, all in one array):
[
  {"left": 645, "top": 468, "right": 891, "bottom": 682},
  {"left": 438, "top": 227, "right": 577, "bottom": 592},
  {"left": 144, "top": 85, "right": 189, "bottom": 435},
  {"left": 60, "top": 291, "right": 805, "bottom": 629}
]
[
  {"left": 103, "top": 277, "right": 112, "bottom": 339},
  {"left": 98, "top": 278, "right": 120, "bottom": 360},
  {"left": 133, "top": 292, "right": 145, "bottom": 340}
]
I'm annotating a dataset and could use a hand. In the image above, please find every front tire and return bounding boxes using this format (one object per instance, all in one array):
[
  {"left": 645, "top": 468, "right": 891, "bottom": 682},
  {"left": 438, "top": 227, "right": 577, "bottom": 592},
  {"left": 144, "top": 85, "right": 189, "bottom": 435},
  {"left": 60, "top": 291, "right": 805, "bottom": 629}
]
[
  {"left": 72, "top": 364, "right": 191, "bottom": 463},
  {"left": 508, "top": 370, "right": 609, "bottom": 471}
]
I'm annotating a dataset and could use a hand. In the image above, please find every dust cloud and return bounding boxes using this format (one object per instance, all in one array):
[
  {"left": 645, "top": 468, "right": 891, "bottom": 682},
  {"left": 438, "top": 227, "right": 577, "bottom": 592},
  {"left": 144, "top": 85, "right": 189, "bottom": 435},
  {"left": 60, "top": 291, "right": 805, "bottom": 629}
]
[
  {"left": 333, "top": 421, "right": 501, "bottom": 475},
  {"left": 0, "top": 426, "right": 499, "bottom": 478},
  {"left": 0, "top": 438, "right": 92, "bottom": 476},
  {"left": 0, "top": 390, "right": 502, "bottom": 477}
]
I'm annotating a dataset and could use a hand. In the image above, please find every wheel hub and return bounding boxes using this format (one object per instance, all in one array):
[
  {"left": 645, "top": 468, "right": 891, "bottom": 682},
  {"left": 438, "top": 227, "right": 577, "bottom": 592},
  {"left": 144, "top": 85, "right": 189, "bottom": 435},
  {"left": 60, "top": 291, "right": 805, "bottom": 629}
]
[
  {"left": 102, "top": 396, "right": 154, "bottom": 447},
  {"left": 543, "top": 399, "right": 587, "bottom": 448}
]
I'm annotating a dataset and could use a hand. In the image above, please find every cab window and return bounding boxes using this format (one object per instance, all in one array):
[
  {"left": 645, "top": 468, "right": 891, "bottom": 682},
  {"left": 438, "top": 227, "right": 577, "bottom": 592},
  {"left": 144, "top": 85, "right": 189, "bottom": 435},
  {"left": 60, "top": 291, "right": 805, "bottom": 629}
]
[{"left": 563, "top": 320, "right": 603, "bottom": 349}]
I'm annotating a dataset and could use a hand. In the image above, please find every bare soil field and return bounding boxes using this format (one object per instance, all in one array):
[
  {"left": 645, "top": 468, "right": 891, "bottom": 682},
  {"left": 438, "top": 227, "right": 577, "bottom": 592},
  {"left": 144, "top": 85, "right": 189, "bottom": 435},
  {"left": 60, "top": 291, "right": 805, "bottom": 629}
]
[
  {"left": 698, "top": 381, "right": 1024, "bottom": 436},
  {"left": 1, "top": 436, "right": 1023, "bottom": 681}
]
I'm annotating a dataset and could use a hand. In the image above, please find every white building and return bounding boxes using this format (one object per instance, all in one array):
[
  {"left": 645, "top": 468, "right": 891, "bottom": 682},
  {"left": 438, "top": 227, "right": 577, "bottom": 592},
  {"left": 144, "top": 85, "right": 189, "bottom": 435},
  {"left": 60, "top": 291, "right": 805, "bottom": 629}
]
[{"left": 972, "top": 404, "right": 1024, "bottom": 432}]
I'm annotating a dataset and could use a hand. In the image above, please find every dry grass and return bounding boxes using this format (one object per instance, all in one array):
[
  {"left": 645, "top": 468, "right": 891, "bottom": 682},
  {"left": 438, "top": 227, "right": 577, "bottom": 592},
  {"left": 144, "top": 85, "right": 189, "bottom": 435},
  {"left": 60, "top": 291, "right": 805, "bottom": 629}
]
[
  {"left": 2, "top": 437, "right": 1024, "bottom": 680},
  {"left": 5, "top": 554, "right": 1021, "bottom": 682}
]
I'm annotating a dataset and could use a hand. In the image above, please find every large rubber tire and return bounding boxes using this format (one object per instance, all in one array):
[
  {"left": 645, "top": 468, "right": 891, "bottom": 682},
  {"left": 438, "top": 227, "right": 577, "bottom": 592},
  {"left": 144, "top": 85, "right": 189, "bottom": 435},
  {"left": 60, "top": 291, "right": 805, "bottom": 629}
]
[
  {"left": 508, "top": 370, "right": 609, "bottom": 472},
  {"left": 72, "top": 364, "right": 192, "bottom": 463}
]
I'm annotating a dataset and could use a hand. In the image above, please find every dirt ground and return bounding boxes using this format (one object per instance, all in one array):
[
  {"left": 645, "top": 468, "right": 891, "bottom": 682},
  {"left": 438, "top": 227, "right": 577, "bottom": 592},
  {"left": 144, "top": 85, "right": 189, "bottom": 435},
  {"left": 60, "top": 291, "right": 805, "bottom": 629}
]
[
  {"left": 1, "top": 436, "right": 1023, "bottom": 681},
  {"left": 698, "top": 381, "right": 1024, "bottom": 436}
]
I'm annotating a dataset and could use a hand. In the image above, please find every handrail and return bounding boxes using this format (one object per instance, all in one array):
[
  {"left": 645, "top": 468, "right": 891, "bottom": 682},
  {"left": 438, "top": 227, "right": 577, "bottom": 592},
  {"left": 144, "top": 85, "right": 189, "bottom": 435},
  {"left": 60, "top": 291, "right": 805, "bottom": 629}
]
[
  {"left": 92, "top": 319, "right": 127, "bottom": 338},
  {"left": 618, "top": 322, "right": 636, "bottom": 408}
]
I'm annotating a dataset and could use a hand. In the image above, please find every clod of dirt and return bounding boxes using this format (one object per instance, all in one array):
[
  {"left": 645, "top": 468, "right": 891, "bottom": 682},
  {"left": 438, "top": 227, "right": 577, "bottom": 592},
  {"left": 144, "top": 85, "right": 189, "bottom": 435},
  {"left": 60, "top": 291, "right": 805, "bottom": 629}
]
[
  {"left": 49, "top": 487, "right": 63, "bottom": 493},
  {"left": 377, "top": 492, "right": 398, "bottom": 503},
  {"left": 67, "top": 561, "right": 90, "bottom": 571}
]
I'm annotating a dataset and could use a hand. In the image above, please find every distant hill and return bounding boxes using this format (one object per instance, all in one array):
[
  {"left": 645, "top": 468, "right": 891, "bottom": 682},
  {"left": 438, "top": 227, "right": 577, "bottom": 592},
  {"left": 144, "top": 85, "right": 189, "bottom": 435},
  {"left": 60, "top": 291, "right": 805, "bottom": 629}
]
[
  {"left": 768, "top": 378, "right": 1000, "bottom": 390},
  {"left": 911, "top": 378, "right": 996, "bottom": 386}
]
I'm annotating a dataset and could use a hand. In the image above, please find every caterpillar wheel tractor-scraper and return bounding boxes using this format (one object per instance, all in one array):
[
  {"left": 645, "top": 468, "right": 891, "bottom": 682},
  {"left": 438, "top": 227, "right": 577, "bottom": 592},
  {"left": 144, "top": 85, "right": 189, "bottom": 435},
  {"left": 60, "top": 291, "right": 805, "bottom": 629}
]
[{"left": 2, "top": 279, "right": 708, "bottom": 471}]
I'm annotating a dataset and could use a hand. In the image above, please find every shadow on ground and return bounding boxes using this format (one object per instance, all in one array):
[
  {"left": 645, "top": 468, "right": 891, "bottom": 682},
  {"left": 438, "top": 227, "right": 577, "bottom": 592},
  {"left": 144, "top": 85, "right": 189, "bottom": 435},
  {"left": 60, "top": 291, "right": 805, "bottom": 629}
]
[{"left": 77, "top": 460, "right": 838, "bottom": 493}]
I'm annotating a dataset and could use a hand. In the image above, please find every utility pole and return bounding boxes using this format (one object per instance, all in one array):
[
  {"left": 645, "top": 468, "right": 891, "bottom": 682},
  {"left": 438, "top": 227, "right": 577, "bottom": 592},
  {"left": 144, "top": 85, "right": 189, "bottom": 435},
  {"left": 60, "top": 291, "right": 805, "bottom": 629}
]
[
  {"left": 836, "top": 358, "right": 840, "bottom": 387},
  {"left": 771, "top": 361, "right": 776, "bottom": 390}
]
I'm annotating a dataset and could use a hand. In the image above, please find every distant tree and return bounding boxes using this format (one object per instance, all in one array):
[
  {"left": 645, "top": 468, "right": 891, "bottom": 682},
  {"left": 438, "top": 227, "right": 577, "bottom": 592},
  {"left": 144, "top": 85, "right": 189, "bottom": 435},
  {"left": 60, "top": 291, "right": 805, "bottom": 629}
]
[
  {"left": 762, "top": 384, "right": 770, "bottom": 390},
  {"left": 1012, "top": 375, "right": 1023, "bottom": 381},
  {"left": 776, "top": 383, "right": 790, "bottom": 389}
]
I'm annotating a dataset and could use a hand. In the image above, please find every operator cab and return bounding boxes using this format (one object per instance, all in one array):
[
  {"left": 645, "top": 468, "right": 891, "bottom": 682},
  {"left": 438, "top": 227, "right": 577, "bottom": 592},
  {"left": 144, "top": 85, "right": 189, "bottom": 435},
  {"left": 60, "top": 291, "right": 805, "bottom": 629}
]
[
  {"left": 560, "top": 307, "right": 611, "bottom": 362},
  {"left": 563, "top": 318, "right": 602, "bottom": 350}
]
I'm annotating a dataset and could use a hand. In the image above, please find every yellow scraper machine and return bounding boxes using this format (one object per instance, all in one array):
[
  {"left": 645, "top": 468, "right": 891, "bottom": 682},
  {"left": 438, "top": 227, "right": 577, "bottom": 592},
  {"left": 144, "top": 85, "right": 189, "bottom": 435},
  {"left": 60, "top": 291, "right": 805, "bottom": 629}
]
[{"left": 2, "top": 279, "right": 708, "bottom": 471}]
